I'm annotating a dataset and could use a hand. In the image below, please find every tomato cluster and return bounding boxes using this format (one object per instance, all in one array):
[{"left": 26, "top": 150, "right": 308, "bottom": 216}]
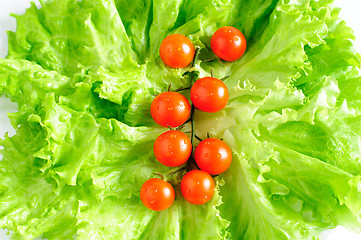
[{"left": 141, "top": 26, "right": 247, "bottom": 211}]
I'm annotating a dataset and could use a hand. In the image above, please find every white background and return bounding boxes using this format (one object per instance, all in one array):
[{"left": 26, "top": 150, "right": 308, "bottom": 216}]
[{"left": 0, "top": 0, "right": 361, "bottom": 239}]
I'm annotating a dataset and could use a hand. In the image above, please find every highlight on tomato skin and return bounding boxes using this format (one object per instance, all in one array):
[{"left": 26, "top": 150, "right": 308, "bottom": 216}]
[
  {"left": 194, "top": 138, "right": 232, "bottom": 175},
  {"left": 190, "top": 77, "right": 229, "bottom": 113},
  {"left": 150, "top": 92, "right": 191, "bottom": 127},
  {"left": 159, "top": 34, "right": 195, "bottom": 68},
  {"left": 140, "top": 178, "right": 175, "bottom": 211},
  {"left": 211, "top": 26, "right": 247, "bottom": 61},
  {"left": 180, "top": 170, "right": 215, "bottom": 205},
  {"left": 154, "top": 130, "right": 192, "bottom": 167}
]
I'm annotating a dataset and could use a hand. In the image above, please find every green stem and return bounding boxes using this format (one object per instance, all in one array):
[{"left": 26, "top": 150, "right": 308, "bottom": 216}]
[
  {"left": 191, "top": 47, "right": 200, "bottom": 68},
  {"left": 152, "top": 172, "right": 165, "bottom": 180},
  {"left": 190, "top": 105, "right": 196, "bottom": 145},
  {"left": 175, "top": 86, "right": 191, "bottom": 92},
  {"left": 189, "top": 47, "right": 200, "bottom": 146}
]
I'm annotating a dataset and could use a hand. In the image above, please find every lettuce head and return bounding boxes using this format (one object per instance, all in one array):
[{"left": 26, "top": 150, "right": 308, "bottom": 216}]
[{"left": 0, "top": 0, "right": 361, "bottom": 239}]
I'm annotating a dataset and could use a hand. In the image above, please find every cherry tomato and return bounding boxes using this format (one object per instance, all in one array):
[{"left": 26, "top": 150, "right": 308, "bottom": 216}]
[
  {"left": 140, "top": 178, "right": 175, "bottom": 211},
  {"left": 210, "top": 26, "right": 247, "bottom": 61},
  {"left": 159, "top": 34, "right": 195, "bottom": 68},
  {"left": 190, "top": 77, "right": 229, "bottom": 113},
  {"left": 180, "top": 170, "right": 215, "bottom": 205},
  {"left": 194, "top": 138, "right": 232, "bottom": 175},
  {"left": 151, "top": 92, "right": 191, "bottom": 127},
  {"left": 154, "top": 130, "right": 192, "bottom": 167}
]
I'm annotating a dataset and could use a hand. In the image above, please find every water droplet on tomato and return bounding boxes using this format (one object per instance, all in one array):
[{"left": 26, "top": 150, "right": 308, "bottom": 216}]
[
  {"left": 168, "top": 107, "right": 173, "bottom": 111},
  {"left": 204, "top": 153, "right": 209, "bottom": 158},
  {"left": 184, "top": 140, "right": 188, "bottom": 144},
  {"left": 217, "top": 153, "right": 222, "bottom": 158},
  {"left": 156, "top": 106, "right": 160, "bottom": 110},
  {"left": 150, "top": 200, "right": 156, "bottom": 204}
]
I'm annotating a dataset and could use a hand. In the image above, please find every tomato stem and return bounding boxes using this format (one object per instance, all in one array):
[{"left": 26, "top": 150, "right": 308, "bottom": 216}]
[
  {"left": 176, "top": 124, "right": 185, "bottom": 131},
  {"left": 167, "top": 166, "right": 187, "bottom": 178},
  {"left": 167, "top": 180, "right": 176, "bottom": 186},
  {"left": 203, "top": 56, "right": 218, "bottom": 62},
  {"left": 221, "top": 75, "right": 230, "bottom": 81},
  {"left": 175, "top": 86, "right": 191, "bottom": 92},
  {"left": 191, "top": 46, "right": 200, "bottom": 67},
  {"left": 195, "top": 134, "right": 203, "bottom": 142},
  {"left": 181, "top": 47, "right": 202, "bottom": 173},
  {"left": 189, "top": 46, "right": 200, "bottom": 146},
  {"left": 204, "top": 43, "right": 212, "bottom": 53},
  {"left": 152, "top": 172, "right": 165, "bottom": 180},
  {"left": 190, "top": 105, "right": 196, "bottom": 145}
]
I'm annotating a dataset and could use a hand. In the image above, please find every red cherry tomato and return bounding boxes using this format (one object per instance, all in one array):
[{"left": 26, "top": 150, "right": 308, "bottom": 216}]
[
  {"left": 140, "top": 178, "right": 175, "bottom": 211},
  {"left": 194, "top": 138, "right": 232, "bottom": 175},
  {"left": 210, "top": 26, "right": 247, "bottom": 61},
  {"left": 180, "top": 170, "right": 215, "bottom": 205},
  {"left": 190, "top": 77, "right": 229, "bottom": 113},
  {"left": 159, "top": 34, "right": 195, "bottom": 68},
  {"left": 151, "top": 92, "right": 191, "bottom": 127},
  {"left": 154, "top": 130, "right": 192, "bottom": 167}
]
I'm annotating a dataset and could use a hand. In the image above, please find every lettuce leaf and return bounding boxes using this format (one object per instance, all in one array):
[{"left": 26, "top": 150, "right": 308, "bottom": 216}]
[
  {"left": 1, "top": 0, "right": 361, "bottom": 239},
  {"left": 0, "top": 122, "right": 78, "bottom": 240},
  {"left": 7, "top": 0, "right": 134, "bottom": 76}
]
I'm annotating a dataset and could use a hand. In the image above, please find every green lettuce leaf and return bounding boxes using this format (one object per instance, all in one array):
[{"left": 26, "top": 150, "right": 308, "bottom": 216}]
[
  {"left": 1, "top": 0, "right": 361, "bottom": 239},
  {"left": 0, "top": 122, "right": 78, "bottom": 240},
  {"left": 7, "top": 0, "right": 134, "bottom": 76},
  {"left": 76, "top": 188, "right": 229, "bottom": 240}
]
